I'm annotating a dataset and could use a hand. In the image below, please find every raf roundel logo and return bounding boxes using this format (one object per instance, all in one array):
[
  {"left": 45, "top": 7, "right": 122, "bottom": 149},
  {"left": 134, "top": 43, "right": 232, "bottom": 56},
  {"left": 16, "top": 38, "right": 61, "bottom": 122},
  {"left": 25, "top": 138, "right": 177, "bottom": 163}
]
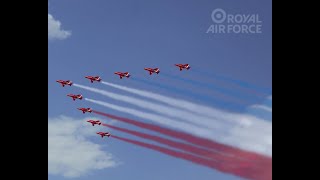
[{"left": 211, "top": 8, "right": 226, "bottom": 23}]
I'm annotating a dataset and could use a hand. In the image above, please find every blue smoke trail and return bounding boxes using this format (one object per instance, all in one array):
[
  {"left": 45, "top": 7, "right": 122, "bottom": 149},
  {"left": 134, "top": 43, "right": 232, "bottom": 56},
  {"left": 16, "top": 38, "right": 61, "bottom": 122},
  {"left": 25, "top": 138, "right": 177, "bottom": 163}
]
[
  {"left": 161, "top": 73, "right": 264, "bottom": 103},
  {"left": 131, "top": 77, "right": 246, "bottom": 112},
  {"left": 192, "top": 69, "right": 272, "bottom": 95}
]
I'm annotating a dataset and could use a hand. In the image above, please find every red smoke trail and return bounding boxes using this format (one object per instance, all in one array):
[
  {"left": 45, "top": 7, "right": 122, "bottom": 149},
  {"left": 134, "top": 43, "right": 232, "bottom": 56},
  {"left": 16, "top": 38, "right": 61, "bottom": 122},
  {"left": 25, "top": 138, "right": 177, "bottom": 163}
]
[
  {"left": 103, "top": 123, "right": 270, "bottom": 175},
  {"left": 112, "top": 135, "right": 271, "bottom": 180},
  {"left": 103, "top": 123, "right": 232, "bottom": 162},
  {"left": 94, "top": 110, "right": 271, "bottom": 164}
]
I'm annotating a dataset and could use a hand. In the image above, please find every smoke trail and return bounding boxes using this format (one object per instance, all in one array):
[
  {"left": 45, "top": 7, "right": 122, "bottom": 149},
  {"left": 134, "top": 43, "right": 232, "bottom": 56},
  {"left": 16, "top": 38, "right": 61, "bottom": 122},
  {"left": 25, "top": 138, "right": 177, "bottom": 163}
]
[
  {"left": 77, "top": 83, "right": 271, "bottom": 152},
  {"left": 131, "top": 77, "right": 245, "bottom": 111},
  {"left": 103, "top": 123, "right": 227, "bottom": 161},
  {"left": 74, "top": 83, "right": 228, "bottom": 130},
  {"left": 85, "top": 98, "right": 224, "bottom": 140},
  {"left": 178, "top": 70, "right": 267, "bottom": 98},
  {"left": 191, "top": 68, "right": 272, "bottom": 95},
  {"left": 162, "top": 73, "right": 262, "bottom": 103},
  {"left": 101, "top": 81, "right": 269, "bottom": 126},
  {"left": 78, "top": 83, "right": 271, "bottom": 146},
  {"left": 101, "top": 81, "right": 235, "bottom": 120},
  {"left": 93, "top": 109, "right": 271, "bottom": 159},
  {"left": 112, "top": 135, "right": 271, "bottom": 180},
  {"left": 131, "top": 77, "right": 272, "bottom": 129},
  {"left": 86, "top": 98, "right": 271, "bottom": 153},
  {"left": 103, "top": 123, "right": 269, "bottom": 169}
]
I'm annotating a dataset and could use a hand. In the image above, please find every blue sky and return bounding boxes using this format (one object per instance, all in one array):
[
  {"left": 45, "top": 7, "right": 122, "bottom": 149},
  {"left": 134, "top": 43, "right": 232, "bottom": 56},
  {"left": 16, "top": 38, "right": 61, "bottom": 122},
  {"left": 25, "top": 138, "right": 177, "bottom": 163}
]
[{"left": 48, "top": 0, "right": 272, "bottom": 180}]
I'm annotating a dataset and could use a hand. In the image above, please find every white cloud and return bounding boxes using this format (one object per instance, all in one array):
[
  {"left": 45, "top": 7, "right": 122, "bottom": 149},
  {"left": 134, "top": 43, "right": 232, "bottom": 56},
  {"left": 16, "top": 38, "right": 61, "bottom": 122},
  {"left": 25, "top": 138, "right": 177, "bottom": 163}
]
[
  {"left": 48, "top": 14, "right": 71, "bottom": 40},
  {"left": 48, "top": 116, "right": 118, "bottom": 178}
]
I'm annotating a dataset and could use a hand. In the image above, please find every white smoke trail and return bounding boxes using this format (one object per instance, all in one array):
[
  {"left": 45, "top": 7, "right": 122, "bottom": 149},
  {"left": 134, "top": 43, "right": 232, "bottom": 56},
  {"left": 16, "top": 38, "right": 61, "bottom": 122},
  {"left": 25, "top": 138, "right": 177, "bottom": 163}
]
[
  {"left": 99, "top": 82, "right": 271, "bottom": 136},
  {"left": 85, "top": 98, "right": 220, "bottom": 138},
  {"left": 101, "top": 81, "right": 233, "bottom": 119},
  {"left": 74, "top": 83, "right": 271, "bottom": 148},
  {"left": 86, "top": 98, "right": 272, "bottom": 156},
  {"left": 74, "top": 83, "right": 228, "bottom": 130},
  {"left": 101, "top": 81, "right": 265, "bottom": 126}
]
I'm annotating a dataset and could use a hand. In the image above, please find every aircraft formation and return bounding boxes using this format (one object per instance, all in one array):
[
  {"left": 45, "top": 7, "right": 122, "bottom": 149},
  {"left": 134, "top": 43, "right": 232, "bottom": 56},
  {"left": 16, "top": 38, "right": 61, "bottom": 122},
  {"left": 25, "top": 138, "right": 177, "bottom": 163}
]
[{"left": 56, "top": 64, "right": 191, "bottom": 138}]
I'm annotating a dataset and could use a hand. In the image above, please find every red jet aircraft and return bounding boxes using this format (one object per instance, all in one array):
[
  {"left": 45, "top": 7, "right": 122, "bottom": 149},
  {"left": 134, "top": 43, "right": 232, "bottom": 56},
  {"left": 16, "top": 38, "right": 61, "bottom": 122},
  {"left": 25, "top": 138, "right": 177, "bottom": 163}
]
[
  {"left": 78, "top": 107, "right": 92, "bottom": 114},
  {"left": 87, "top": 120, "right": 102, "bottom": 126},
  {"left": 85, "top": 76, "right": 101, "bottom": 83},
  {"left": 96, "top": 132, "right": 111, "bottom": 138},
  {"left": 175, "top": 64, "right": 190, "bottom": 71},
  {"left": 114, "top": 72, "right": 130, "bottom": 79},
  {"left": 144, "top": 68, "right": 160, "bottom": 75},
  {"left": 67, "top": 94, "right": 83, "bottom": 101},
  {"left": 56, "top": 80, "right": 73, "bottom": 87}
]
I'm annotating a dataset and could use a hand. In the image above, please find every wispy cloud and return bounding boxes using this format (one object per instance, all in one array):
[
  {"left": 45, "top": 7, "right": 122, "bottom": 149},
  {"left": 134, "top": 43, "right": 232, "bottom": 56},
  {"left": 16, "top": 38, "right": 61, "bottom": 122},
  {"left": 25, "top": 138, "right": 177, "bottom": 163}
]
[
  {"left": 250, "top": 104, "right": 272, "bottom": 113},
  {"left": 48, "top": 116, "right": 118, "bottom": 178},
  {"left": 48, "top": 14, "right": 71, "bottom": 40}
]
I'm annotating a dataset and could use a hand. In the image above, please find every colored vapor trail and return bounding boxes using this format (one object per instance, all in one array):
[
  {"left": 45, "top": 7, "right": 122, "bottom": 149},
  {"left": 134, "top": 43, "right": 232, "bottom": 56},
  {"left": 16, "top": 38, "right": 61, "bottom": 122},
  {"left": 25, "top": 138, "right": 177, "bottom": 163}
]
[
  {"left": 161, "top": 73, "right": 262, "bottom": 103},
  {"left": 101, "top": 81, "right": 242, "bottom": 120},
  {"left": 74, "top": 84, "right": 226, "bottom": 130},
  {"left": 103, "top": 123, "right": 225, "bottom": 161},
  {"left": 191, "top": 68, "right": 271, "bottom": 94},
  {"left": 94, "top": 110, "right": 271, "bottom": 163},
  {"left": 112, "top": 135, "right": 271, "bottom": 180},
  {"left": 103, "top": 123, "right": 269, "bottom": 168},
  {"left": 101, "top": 81, "right": 270, "bottom": 125},
  {"left": 131, "top": 77, "right": 245, "bottom": 111}
]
